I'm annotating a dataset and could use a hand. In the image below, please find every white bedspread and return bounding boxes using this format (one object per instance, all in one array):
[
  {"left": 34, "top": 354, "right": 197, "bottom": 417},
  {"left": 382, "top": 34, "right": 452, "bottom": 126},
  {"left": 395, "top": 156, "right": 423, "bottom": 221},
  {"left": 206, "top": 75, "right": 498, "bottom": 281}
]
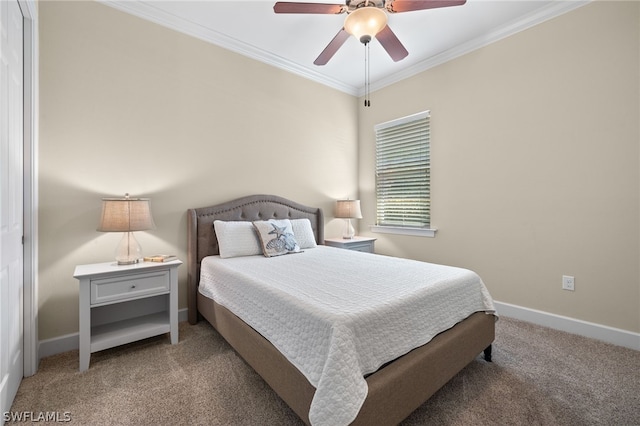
[{"left": 199, "top": 246, "right": 495, "bottom": 426}]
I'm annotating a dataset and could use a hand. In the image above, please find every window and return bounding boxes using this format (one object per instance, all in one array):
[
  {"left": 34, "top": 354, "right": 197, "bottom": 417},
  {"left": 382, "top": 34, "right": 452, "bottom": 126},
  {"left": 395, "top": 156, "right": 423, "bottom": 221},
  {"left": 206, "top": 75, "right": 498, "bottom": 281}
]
[{"left": 373, "top": 111, "right": 434, "bottom": 237}]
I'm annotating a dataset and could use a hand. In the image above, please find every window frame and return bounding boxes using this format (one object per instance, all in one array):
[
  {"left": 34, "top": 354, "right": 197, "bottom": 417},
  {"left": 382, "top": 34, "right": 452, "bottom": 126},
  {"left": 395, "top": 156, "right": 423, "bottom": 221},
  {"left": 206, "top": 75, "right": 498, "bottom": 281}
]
[{"left": 370, "top": 110, "right": 437, "bottom": 238}]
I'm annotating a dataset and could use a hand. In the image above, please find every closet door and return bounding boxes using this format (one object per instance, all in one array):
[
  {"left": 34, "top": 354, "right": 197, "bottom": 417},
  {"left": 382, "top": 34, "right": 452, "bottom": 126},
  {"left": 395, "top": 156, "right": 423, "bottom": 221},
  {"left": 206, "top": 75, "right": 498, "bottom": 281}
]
[{"left": 0, "top": 0, "right": 24, "bottom": 420}]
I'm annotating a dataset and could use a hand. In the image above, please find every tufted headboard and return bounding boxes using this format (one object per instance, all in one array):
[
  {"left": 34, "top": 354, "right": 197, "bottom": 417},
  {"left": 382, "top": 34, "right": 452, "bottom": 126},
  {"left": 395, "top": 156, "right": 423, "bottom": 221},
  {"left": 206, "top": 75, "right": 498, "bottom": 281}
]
[{"left": 186, "top": 194, "right": 324, "bottom": 324}]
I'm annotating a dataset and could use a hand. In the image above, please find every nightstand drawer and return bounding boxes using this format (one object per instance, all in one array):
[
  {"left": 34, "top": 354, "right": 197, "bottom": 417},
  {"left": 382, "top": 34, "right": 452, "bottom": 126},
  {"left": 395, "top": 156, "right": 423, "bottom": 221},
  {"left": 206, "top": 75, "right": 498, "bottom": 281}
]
[
  {"left": 324, "top": 237, "right": 376, "bottom": 253},
  {"left": 346, "top": 242, "right": 374, "bottom": 253},
  {"left": 90, "top": 270, "right": 170, "bottom": 305}
]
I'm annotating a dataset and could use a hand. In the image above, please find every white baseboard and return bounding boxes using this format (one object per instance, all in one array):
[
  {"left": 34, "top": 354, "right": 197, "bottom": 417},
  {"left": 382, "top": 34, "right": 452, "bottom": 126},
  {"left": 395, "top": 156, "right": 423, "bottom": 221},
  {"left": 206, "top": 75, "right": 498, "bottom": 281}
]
[
  {"left": 38, "top": 304, "right": 639, "bottom": 360},
  {"left": 38, "top": 308, "right": 190, "bottom": 360},
  {"left": 494, "top": 301, "right": 640, "bottom": 351},
  {"left": 38, "top": 331, "right": 78, "bottom": 360}
]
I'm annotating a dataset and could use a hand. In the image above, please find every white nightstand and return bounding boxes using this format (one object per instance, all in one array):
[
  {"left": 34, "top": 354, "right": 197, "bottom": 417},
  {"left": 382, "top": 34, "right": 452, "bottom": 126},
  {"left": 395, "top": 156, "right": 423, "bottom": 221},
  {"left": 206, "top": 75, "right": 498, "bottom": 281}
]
[
  {"left": 324, "top": 236, "right": 376, "bottom": 253},
  {"left": 73, "top": 259, "right": 182, "bottom": 372}
]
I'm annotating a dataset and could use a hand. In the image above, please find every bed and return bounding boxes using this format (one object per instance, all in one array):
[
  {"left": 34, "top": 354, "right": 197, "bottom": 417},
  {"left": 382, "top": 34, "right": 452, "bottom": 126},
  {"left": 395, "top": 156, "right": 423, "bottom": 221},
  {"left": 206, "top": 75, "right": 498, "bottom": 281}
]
[{"left": 187, "top": 194, "right": 496, "bottom": 426}]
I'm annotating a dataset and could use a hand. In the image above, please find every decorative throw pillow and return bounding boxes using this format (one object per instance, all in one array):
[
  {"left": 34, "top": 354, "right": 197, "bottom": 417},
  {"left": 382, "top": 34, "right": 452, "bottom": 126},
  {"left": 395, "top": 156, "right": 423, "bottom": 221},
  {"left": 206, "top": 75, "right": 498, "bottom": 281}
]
[
  {"left": 253, "top": 219, "right": 301, "bottom": 257},
  {"left": 291, "top": 218, "right": 317, "bottom": 249},
  {"left": 213, "top": 220, "right": 263, "bottom": 259}
]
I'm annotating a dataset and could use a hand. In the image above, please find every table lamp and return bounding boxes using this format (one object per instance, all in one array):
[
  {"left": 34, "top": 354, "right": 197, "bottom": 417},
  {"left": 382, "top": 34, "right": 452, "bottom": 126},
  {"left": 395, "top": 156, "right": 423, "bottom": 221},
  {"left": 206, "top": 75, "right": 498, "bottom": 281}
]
[
  {"left": 97, "top": 193, "right": 155, "bottom": 265},
  {"left": 335, "top": 199, "right": 362, "bottom": 239}
]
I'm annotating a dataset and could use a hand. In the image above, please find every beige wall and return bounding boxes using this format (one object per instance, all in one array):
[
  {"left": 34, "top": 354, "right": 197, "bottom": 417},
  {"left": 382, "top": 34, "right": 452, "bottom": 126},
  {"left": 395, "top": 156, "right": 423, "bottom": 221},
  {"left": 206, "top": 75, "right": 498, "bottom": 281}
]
[
  {"left": 38, "top": 1, "right": 358, "bottom": 340},
  {"left": 358, "top": 1, "right": 639, "bottom": 332},
  {"left": 38, "top": 0, "right": 639, "bottom": 342}
]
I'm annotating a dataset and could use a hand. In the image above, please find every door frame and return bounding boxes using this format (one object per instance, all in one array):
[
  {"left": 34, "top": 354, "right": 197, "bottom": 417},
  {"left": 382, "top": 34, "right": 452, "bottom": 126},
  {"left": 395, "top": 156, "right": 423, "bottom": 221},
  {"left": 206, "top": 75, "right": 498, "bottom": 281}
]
[{"left": 19, "top": 0, "right": 37, "bottom": 377}]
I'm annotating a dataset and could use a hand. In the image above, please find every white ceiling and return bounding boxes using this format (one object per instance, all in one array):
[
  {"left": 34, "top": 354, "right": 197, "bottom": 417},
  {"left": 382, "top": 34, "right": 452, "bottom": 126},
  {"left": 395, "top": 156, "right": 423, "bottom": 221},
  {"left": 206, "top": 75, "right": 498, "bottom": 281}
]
[{"left": 102, "top": 0, "right": 589, "bottom": 96}]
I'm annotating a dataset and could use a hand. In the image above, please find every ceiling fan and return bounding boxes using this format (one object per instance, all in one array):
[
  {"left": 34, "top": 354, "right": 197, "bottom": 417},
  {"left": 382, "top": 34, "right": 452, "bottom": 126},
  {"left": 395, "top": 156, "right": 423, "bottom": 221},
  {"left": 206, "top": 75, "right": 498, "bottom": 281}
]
[{"left": 273, "top": 0, "right": 467, "bottom": 66}]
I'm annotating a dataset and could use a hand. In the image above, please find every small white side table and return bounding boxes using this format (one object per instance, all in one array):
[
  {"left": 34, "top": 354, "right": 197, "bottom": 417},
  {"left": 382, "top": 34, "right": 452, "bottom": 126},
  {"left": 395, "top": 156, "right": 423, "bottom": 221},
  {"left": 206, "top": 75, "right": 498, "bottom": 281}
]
[
  {"left": 73, "top": 259, "right": 181, "bottom": 372},
  {"left": 324, "top": 236, "right": 376, "bottom": 253}
]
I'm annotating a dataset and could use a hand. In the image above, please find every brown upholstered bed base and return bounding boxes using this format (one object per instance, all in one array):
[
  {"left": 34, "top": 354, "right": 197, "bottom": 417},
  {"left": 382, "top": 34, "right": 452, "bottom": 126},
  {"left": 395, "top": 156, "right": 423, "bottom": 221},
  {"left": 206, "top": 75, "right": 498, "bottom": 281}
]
[
  {"left": 187, "top": 195, "right": 495, "bottom": 425},
  {"left": 198, "top": 292, "right": 495, "bottom": 425}
]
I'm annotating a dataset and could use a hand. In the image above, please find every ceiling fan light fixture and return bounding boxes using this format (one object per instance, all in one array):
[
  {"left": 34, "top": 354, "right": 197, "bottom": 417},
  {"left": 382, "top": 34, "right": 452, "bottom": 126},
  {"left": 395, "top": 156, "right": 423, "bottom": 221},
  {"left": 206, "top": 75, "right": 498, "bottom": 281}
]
[{"left": 344, "top": 7, "right": 388, "bottom": 44}]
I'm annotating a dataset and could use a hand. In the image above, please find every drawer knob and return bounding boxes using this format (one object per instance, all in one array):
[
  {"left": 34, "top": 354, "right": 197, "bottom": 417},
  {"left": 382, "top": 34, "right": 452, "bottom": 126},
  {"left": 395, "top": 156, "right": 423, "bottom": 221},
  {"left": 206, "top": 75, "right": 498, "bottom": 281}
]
[{"left": 131, "top": 285, "right": 136, "bottom": 289}]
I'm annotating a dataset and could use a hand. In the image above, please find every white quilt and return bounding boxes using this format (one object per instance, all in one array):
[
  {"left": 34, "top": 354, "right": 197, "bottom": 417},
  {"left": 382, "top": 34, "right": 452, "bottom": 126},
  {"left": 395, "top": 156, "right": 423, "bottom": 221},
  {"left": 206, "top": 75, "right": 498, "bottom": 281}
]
[{"left": 199, "top": 246, "right": 495, "bottom": 426}]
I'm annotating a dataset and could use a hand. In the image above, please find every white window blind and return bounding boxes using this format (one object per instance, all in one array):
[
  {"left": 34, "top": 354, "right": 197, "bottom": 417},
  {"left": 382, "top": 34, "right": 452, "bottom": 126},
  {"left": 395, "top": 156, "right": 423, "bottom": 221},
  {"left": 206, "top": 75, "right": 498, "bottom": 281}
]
[{"left": 375, "top": 111, "right": 430, "bottom": 228}]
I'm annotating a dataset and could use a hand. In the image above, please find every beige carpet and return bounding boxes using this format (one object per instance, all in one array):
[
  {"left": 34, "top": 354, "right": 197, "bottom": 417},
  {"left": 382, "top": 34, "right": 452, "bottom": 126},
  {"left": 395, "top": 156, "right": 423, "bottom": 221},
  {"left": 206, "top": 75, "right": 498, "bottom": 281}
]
[{"left": 8, "top": 317, "right": 640, "bottom": 425}]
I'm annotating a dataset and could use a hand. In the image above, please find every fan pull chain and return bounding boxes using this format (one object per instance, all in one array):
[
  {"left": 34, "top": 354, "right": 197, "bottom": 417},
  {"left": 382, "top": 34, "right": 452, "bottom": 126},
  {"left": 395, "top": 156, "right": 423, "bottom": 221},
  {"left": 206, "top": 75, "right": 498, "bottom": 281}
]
[{"left": 364, "top": 41, "right": 371, "bottom": 107}]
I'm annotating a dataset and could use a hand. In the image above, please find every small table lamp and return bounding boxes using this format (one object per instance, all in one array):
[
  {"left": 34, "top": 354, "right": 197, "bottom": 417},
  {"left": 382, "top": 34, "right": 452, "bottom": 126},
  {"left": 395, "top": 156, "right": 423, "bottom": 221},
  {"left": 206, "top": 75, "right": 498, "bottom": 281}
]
[
  {"left": 97, "top": 193, "right": 156, "bottom": 265},
  {"left": 335, "top": 199, "right": 363, "bottom": 239}
]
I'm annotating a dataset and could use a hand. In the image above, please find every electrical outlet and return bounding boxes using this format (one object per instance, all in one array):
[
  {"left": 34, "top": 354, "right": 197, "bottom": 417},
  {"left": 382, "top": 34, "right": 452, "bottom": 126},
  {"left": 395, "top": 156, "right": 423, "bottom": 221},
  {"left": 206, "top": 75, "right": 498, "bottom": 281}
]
[{"left": 562, "top": 275, "right": 575, "bottom": 291}]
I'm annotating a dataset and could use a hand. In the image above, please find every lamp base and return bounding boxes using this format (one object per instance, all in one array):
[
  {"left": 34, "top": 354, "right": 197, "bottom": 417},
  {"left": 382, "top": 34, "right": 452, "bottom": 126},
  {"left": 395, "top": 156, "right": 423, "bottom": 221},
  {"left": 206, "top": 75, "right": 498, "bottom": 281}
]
[
  {"left": 116, "top": 259, "right": 141, "bottom": 266},
  {"left": 342, "top": 219, "right": 355, "bottom": 239},
  {"left": 115, "top": 232, "right": 142, "bottom": 265}
]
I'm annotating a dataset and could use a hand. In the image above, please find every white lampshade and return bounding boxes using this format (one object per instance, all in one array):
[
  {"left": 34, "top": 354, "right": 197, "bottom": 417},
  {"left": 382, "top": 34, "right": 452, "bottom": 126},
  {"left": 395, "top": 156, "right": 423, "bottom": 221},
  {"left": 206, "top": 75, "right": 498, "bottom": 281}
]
[
  {"left": 335, "top": 199, "right": 363, "bottom": 219},
  {"left": 344, "top": 7, "right": 388, "bottom": 44},
  {"left": 98, "top": 194, "right": 155, "bottom": 265}
]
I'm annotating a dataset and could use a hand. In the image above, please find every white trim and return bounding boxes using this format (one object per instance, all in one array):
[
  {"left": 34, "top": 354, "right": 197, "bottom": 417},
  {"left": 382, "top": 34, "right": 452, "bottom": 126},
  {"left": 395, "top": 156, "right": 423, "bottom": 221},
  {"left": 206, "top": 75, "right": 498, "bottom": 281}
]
[
  {"left": 375, "top": 110, "right": 430, "bottom": 131},
  {"left": 98, "top": 0, "right": 358, "bottom": 96},
  {"left": 370, "top": 225, "right": 437, "bottom": 238},
  {"left": 99, "top": 0, "right": 590, "bottom": 97},
  {"left": 38, "top": 308, "right": 190, "bottom": 360},
  {"left": 18, "top": 0, "right": 39, "bottom": 378},
  {"left": 38, "top": 333, "right": 78, "bottom": 361},
  {"left": 39, "top": 304, "right": 639, "bottom": 358},
  {"left": 494, "top": 301, "right": 640, "bottom": 351}
]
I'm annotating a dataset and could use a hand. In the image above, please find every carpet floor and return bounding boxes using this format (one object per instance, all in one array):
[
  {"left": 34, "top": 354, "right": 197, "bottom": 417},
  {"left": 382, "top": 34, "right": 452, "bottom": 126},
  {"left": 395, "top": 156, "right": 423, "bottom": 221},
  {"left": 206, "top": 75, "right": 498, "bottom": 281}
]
[{"left": 8, "top": 316, "right": 640, "bottom": 425}]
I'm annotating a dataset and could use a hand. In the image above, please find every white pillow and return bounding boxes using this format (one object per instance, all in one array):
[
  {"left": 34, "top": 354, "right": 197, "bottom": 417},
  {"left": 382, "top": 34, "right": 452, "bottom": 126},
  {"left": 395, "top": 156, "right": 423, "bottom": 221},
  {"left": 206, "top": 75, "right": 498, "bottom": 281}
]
[
  {"left": 291, "top": 218, "right": 317, "bottom": 249},
  {"left": 213, "top": 220, "right": 263, "bottom": 259}
]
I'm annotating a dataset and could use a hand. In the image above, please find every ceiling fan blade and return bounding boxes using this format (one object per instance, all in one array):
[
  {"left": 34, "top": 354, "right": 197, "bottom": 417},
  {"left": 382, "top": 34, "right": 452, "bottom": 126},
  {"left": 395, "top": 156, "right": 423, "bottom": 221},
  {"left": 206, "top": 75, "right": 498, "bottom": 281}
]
[
  {"left": 389, "top": 0, "right": 466, "bottom": 13},
  {"left": 376, "top": 25, "right": 409, "bottom": 62},
  {"left": 274, "top": 2, "right": 345, "bottom": 14},
  {"left": 314, "top": 28, "right": 350, "bottom": 65}
]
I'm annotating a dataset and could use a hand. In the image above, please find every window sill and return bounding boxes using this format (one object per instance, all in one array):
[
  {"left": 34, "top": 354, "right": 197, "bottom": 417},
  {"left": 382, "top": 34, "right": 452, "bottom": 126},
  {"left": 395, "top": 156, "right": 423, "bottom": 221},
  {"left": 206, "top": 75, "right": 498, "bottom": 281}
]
[{"left": 369, "top": 225, "right": 437, "bottom": 238}]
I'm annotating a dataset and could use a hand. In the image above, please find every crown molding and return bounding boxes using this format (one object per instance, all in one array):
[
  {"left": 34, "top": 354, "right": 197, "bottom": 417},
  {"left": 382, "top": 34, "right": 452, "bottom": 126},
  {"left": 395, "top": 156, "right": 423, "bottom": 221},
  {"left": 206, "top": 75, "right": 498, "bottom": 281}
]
[
  {"left": 98, "top": 0, "right": 360, "bottom": 95},
  {"left": 99, "top": 0, "right": 589, "bottom": 98},
  {"left": 366, "top": 0, "right": 591, "bottom": 96}
]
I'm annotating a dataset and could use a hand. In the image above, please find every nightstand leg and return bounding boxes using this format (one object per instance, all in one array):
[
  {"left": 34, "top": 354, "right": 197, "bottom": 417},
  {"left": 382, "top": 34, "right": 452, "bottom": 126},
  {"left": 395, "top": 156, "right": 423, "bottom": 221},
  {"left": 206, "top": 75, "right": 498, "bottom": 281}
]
[
  {"left": 79, "top": 347, "right": 90, "bottom": 372},
  {"left": 169, "top": 266, "right": 178, "bottom": 344},
  {"left": 78, "top": 279, "right": 91, "bottom": 371}
]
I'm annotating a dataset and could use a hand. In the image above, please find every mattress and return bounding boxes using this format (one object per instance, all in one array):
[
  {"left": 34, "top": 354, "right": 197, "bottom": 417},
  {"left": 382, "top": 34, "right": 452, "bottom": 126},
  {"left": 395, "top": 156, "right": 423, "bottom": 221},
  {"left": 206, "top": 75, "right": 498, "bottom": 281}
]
[{"left": 199, "top": 246, "right": 495, "bottom": 426}]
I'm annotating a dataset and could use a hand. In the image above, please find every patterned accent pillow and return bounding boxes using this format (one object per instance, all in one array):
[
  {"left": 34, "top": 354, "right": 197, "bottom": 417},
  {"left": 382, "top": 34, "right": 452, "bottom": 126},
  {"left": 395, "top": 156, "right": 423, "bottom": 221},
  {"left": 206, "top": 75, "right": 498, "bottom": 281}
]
[
  {"left": 213, "top": 220, "right": 263, "bottom": 259},
  {"left": 291, "top": 218, "right": 317, "bottom": 249},
  {"left": 253, "top": 219, "right": 301, "bottom": 257}
]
